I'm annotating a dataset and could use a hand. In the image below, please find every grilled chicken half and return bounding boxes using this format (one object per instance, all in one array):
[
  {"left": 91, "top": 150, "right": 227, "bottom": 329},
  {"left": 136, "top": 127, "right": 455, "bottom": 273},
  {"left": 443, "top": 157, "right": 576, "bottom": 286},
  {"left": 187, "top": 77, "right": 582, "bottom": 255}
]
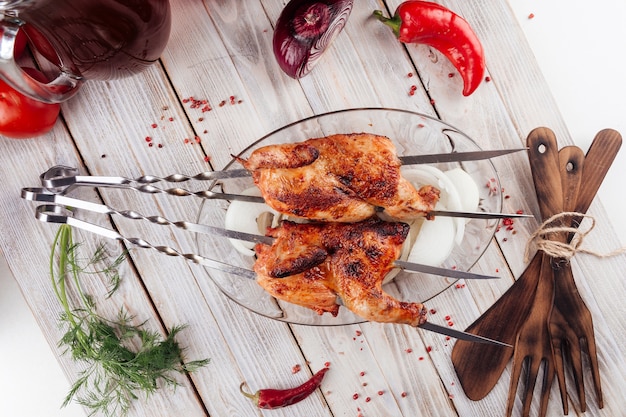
[
  {"left": 254, "top": 218, "right": 428, "bottom": 326},
  {"left": 238, "top": 133, "right": 440, "bottom": 222}
]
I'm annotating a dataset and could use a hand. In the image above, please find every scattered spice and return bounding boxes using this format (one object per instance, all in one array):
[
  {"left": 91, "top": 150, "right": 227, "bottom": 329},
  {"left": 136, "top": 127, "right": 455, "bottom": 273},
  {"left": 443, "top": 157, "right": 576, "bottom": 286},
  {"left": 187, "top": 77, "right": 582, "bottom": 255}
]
[
  {"left": 292, "top": 364, "right": 301, "bottom": 374},
  {"left": 140, "top": 93, "right": 242, "bottom": 151},
  {"left": 528, "top": 13, "right": 535, "bottom": 19},
  {"left": 498, "top": 210, "right": 523, "bottom": 240},
  {"left": 486, "top": 177, "right": 499, "bottom": 195}
]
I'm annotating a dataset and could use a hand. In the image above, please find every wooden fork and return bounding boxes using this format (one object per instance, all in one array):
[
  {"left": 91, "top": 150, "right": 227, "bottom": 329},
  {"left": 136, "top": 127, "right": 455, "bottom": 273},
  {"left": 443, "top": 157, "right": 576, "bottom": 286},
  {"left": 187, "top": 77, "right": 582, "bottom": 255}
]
[
  {"left": 506, "top": 252, "right": 556, "bottom": 417},
  {"left": 505, "top": 127, "right": 569, "bottom": 417}
]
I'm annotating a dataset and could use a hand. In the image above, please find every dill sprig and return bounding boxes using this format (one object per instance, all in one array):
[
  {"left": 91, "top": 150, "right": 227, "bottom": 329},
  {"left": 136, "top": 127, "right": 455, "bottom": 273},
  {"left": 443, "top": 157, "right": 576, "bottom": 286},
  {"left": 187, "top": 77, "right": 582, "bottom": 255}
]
[{"left": 50, "top": 224, "right": 209, "bottom": 417}]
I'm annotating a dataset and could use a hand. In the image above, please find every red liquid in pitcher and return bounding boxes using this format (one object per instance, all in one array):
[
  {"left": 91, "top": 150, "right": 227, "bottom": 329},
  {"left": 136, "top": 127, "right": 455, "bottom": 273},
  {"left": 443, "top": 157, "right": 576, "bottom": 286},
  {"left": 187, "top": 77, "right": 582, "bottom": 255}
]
[{"left": 21, "top": 0, "right": 171, "bottom": 80}]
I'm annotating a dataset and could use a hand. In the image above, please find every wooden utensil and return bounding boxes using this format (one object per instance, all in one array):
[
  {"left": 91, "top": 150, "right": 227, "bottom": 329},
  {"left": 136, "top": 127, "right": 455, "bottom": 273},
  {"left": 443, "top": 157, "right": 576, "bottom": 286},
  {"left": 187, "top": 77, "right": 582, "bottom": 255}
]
[
  {"left": 451, "top": 128, "right": 622, "bottom": 401},
  {"left": 548, "top": 146, "right": 585, "bottom": 415},
  {"left": 549, "top": 131, "right": 621, "bottom": 413},
  {"left": 506, "top": 254, "right": 555, "bottom": 417},
  {"left": 505, "top": 130, "right": 580, "bottom": 417}
]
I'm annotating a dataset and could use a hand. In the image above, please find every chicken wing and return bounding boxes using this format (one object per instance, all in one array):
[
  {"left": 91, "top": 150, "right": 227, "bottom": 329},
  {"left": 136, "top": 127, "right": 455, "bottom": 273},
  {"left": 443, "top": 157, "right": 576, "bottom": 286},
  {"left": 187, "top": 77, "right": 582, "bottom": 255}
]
[
  {"left": 238, "top": 133, "right": 440, "bottom": 222},
  {"left": 254, "top": 219, "right": 428, "bottom": 326}
]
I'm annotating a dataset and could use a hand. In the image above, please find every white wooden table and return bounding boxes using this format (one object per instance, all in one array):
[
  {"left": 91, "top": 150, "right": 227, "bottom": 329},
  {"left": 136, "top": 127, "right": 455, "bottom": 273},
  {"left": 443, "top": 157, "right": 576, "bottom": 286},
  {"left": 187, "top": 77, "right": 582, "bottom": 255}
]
[{"left": 1, "top": 1, "right": 625, "bottom": 416}]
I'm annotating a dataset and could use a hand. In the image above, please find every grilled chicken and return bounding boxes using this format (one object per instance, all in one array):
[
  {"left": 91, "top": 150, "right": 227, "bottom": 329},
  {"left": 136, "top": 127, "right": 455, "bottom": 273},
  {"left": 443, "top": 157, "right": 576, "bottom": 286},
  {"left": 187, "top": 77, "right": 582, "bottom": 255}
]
[
  {"left": 254, "top": 219, "right": 428, "bottom": 326},
  {"left": 238, "top": 133, "right": 440, "bottom": 222}
]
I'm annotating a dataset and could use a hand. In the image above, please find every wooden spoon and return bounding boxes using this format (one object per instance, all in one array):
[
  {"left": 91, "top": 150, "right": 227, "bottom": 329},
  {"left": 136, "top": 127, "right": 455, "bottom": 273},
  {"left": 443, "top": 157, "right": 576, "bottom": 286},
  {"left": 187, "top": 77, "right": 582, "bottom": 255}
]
[{"left": 451, "top": 128, "right": 622, "bottom": 400}]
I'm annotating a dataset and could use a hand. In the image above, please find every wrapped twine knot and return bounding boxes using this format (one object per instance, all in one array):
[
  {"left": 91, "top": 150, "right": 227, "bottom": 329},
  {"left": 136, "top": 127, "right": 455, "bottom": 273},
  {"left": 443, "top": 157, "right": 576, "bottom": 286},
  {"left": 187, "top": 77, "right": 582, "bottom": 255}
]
[{"left": 524, "top": 212, "right": 626, "bottom": 262}]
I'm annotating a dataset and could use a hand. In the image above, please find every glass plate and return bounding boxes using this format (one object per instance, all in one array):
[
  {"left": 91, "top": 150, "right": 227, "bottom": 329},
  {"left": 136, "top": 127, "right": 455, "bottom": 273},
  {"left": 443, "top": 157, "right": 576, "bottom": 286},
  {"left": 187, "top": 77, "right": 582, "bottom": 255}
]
[{"left": 196, "top": 108, "right": 502, "bottom": 325}]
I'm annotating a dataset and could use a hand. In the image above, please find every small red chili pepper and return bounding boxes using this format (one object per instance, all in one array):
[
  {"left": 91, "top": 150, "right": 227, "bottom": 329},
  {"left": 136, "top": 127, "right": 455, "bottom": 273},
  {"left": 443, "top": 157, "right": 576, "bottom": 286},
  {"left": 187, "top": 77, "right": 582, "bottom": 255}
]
[
  {"left": 240, "top": 367, "right": 329, "bottom": 409},
  {"left": 373, "top": 1, "right": 486, "bottom": 96}
]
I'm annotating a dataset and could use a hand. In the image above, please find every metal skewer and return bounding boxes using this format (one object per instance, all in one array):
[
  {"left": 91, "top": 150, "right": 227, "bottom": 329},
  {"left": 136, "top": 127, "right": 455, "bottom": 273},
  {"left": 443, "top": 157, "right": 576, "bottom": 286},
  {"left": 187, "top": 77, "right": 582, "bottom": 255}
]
[
  {"left": 21, "top": 188, "right": 500, "bottom": 280},
  {"left": 30, "top": 203, "right": 510, "bottom": 347},
  {"left": 41, "top": 148, "right": 527, "bottom": 191},
  {"left": 34, "top": 204, "right": 258, "bottom": 280},
  {"left": 38, "top": 166, "right": 531, "bottom": 220}
]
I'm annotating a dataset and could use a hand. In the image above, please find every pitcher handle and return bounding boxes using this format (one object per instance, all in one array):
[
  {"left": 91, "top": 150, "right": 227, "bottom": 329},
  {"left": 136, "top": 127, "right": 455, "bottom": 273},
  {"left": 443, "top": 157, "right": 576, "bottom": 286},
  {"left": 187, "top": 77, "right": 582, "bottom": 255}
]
[{"left": 0, "top": 16, "right": 82, "bottom": 103}]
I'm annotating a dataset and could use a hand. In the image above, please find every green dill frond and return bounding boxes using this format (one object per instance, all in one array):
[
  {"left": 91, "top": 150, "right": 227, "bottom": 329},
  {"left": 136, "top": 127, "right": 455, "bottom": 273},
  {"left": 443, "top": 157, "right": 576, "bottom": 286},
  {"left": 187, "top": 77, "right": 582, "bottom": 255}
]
[
  {"left": 84, "top": 242, "right": 127, "bottom": 297},
  {"left": 50, "top": 225, "right": 209, "bottom": 417}
]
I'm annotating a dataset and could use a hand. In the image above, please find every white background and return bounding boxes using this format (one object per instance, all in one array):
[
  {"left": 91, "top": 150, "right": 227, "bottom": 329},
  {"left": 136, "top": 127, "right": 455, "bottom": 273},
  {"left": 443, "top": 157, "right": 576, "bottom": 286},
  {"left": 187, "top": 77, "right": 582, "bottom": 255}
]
[{"left": 1, "top": 1, "right": 625, "bottom": 416}]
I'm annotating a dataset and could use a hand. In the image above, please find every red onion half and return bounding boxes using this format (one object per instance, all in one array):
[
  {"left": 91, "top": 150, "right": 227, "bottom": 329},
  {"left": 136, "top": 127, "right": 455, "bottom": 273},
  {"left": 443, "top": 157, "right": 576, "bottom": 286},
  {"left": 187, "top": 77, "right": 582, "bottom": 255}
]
[{"left": 273, "top": 0, "right": 354, "bottom": 79}]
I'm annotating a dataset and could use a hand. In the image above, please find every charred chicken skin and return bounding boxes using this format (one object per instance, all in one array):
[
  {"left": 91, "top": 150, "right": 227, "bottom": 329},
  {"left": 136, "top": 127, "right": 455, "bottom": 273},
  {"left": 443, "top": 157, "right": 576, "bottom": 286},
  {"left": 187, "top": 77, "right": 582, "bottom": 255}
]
[
  {"left": 238, "top": 133, "right": 440, "bottom": 222},
  {"left": 254, "top": 218, "right": 428, "bottom": 326}
]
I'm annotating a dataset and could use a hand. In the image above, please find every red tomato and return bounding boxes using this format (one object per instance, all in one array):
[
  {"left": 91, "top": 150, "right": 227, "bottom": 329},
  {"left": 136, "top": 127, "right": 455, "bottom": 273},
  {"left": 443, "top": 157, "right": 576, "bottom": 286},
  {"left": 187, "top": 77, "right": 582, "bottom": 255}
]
[{"left": 0, "top": 68, "right": 61, "bottom": 139}]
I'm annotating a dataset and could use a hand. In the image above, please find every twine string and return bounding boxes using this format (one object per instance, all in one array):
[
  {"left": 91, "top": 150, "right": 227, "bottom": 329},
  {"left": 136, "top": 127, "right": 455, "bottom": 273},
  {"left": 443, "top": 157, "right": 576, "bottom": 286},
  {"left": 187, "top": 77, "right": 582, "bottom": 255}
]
[{"left": 523, "top": 211, "right": 626, "bottom": 262}]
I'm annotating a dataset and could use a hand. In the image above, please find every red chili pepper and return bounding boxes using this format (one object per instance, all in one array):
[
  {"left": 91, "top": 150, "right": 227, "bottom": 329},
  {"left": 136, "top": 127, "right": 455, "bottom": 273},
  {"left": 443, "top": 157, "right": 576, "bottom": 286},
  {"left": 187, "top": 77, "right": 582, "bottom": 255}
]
[
  {"left": 240, "top": 366, "right": 329, "bottom": 409},
  {"left": 373, "top": 1, "right": 485, "bottom": 96}
]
